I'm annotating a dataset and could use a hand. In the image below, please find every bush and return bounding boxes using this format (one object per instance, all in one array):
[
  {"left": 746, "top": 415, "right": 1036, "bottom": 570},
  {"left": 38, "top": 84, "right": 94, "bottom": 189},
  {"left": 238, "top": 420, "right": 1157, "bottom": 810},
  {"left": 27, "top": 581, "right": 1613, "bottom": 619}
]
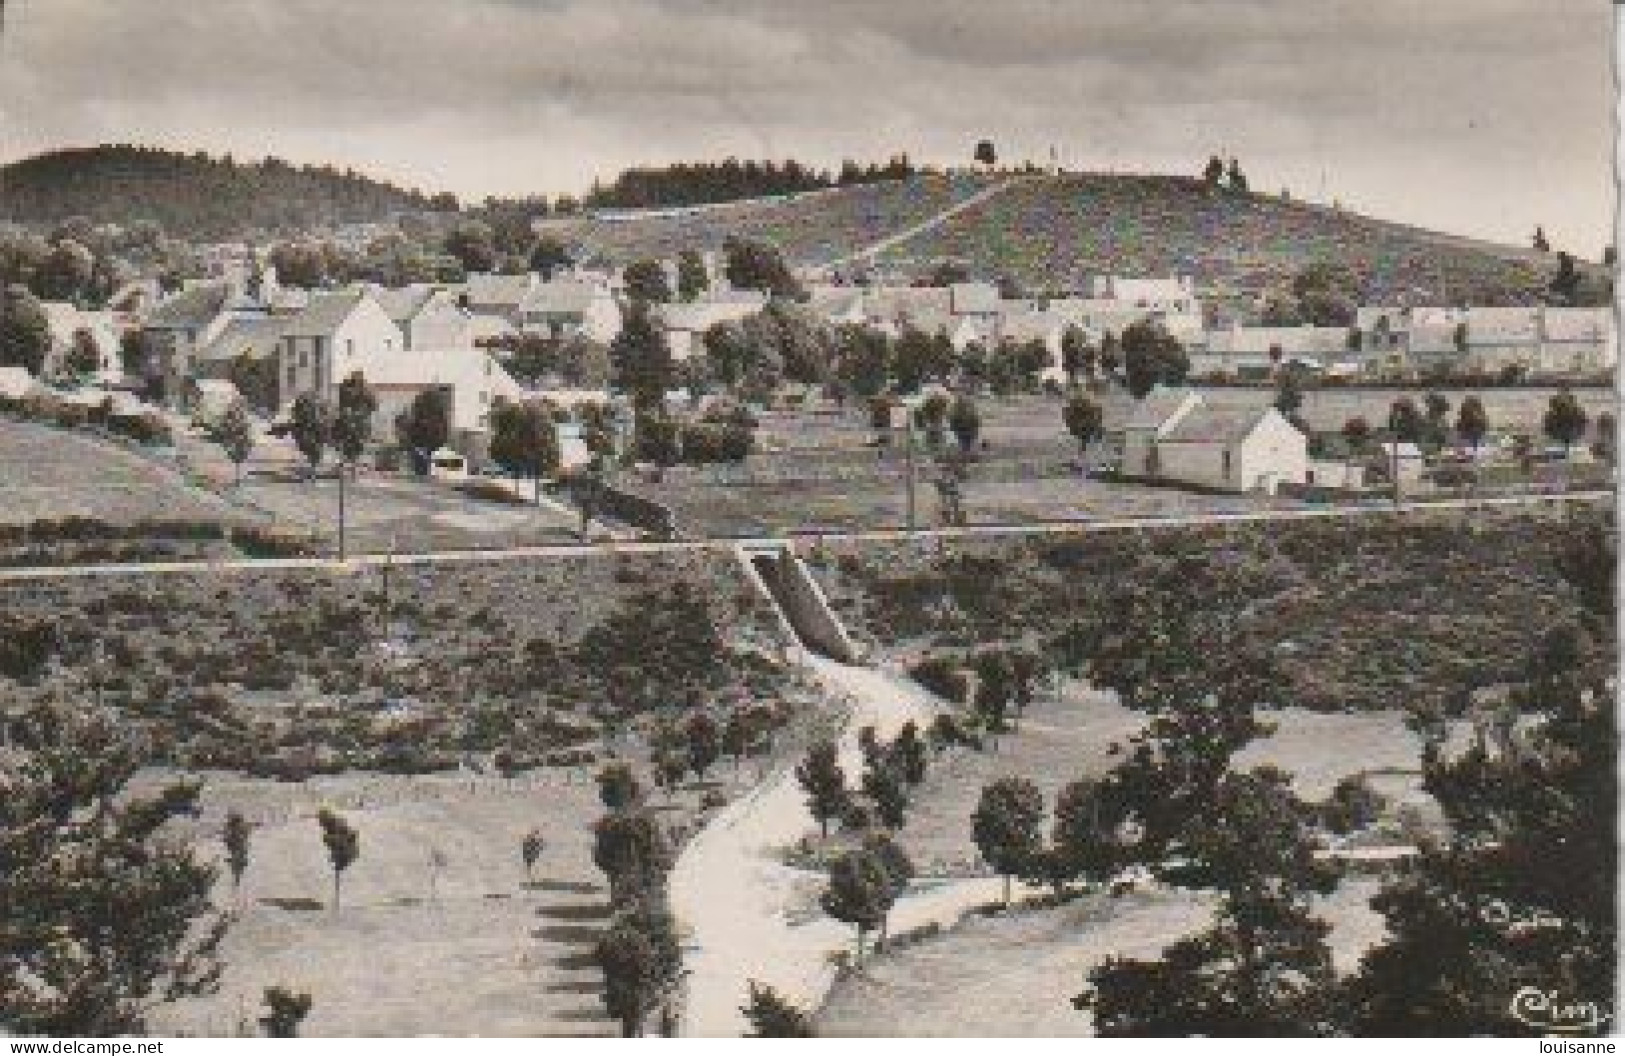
[
  {"left": 910, "top": 655, "right": 970, "bottom": 702},
  {"left": 1320, "top": 774, "right": 1387, "bottom": 835}
]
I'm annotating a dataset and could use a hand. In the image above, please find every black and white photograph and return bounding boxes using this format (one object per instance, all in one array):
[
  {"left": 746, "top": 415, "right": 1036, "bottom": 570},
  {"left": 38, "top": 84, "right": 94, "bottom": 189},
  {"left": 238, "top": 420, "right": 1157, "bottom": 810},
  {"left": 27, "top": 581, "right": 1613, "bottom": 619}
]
[{"left": 0, "top": 0, "right": 1616, "bottom": 1042}]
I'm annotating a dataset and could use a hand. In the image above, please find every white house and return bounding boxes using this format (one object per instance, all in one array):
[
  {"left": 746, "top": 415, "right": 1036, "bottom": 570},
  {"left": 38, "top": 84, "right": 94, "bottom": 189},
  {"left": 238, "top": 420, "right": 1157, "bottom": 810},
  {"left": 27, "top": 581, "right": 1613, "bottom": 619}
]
[
  {"left": 344, "top": 343, "right": 524, "bottom": 445},
  {"left": 1121, "top": 388, "right": 1308, "bottom": 494},
  {"left": 38, "top": 302, "right": 123, "bottom": 383},
  {"left": 516, "top": 279, "right": 623, "bottom": 343},
  {"left": 1197, "top": 325, "right": 1353, "bottom": 379},
  {"left": 372, "top": 285, "right": 476, "bottom": 351},
  {"left": 277, "top": 290, "right": 404, "bottom": 412}
]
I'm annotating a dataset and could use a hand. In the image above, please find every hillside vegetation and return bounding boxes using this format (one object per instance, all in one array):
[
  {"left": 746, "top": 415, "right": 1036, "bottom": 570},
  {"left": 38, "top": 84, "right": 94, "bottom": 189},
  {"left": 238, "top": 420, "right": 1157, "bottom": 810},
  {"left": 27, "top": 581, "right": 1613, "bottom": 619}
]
[
  {"left": 0, "top": 145, "right": 446, "bottom": 239},
  {"left": 540, "top": 172, "right": 995, "bottom": 269},
  {"left": 550, "top": 170, "right": 1572, "bottom": 309}
]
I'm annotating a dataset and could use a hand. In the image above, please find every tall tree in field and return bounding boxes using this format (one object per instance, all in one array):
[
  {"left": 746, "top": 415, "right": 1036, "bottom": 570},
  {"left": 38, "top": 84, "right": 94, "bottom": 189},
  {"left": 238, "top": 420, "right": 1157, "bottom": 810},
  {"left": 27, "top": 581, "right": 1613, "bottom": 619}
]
[
  {"left": 722, "top": 236, "right": 803, "bottom": 299},
  {"left": 488, "top": 398, "right": 561, "bottom": 499},
  {"left": 223, "top": 810, "right": 252, "bottom": 893},
  {"left": 596, "top": 762, "right": 642, "bottom": 812},
  {"left": 862, "top": 832, "right": 915, "bottom": 948},
  {"left": 1060, "top": 324, "right": 1095, "bottom": 386},
  {"left": 1343, "top": 528, "right": 1615, "bottom": 1034},
  {"left": 861, "top": 757, "right": 909, "bottom": 830},
  {"left": 820, "top": 849, "right": 894, "bottom": 962},
  {"left": 1, "top": 704, "right": 229, "bottom": 1035},
  {"left": 259, "top": 988, "right": 312, "bottom": 1038},
  {"left": 948, "top": 395, "right": 982, "bottom": 454},
  {"left": 317, "top": 810, "right": 359, "bottom": 910},
  {"left": 1063, "top": 392, "right": 1104, "bottom": 461},
  {"left": 216, "top": 401, "right": 254, "bottom": 486},
  {"left": 0, "top": 283, "right": 50, "bottom": 375},
  {"left": 676, "top": 249, "right": 710, "bottom": 302},
  {"left": 623, "top": 258, "right": 673, "bottom": 304},
  {"left": 521, "top": 829, "right": 545, "bottom": 882},
  {"left": 1542, "top": 389, "right": 1588, "bottom": 456},
  {"left": 684, "top": 711, "right": 721, "bottom": 781},
  {"left": 596, "top": 902, "right": 682, "bottom": 1037},
  {"left": 289, "top": 392, "right": 329, "bottom": 476},
  {"left": 332, "top": 371, "right": 377, "bottom": 468},
  {"left": 1423, "top": 391, "right": 1451, "bottom": 449},
  {"left": 1120, "top": 319, "right": 1189, "bottom": 399},
  {"left": 741, "top": 981, "right": 816, "bottom": 1037},
  {"left": 610, "top": 300, "right": 675, "bottom": 417},
  {"left": 592, "top": 809, "right": 673, "bottom": 907},
  {"left": 1386, "top": 397, "right": 1424, "bottom": 445},
  {"left": 1455, "top": 396, "right": 1489, "bottom": 454},
  {"left": 394, "top": 386, "right": 452, "bottom": 471},
  {"left": 795, "top": 739, "right": 848, "bottom": 838},
  {"left": 974, "top": 139, "right": 997, "bottom": 169},
  {"left": 972, "top": 776, "right": 1045, "bottom": 906},
  {"left": 1080, "top": 768, "right": 1341, "bottom": 1036}
]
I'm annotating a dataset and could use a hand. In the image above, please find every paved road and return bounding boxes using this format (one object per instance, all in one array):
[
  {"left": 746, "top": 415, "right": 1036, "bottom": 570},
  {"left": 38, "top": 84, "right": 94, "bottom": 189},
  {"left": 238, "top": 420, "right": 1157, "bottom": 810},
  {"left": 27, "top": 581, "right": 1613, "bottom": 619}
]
[{"left": 0, "top": 490, "right": 1606, "bottom": 581}]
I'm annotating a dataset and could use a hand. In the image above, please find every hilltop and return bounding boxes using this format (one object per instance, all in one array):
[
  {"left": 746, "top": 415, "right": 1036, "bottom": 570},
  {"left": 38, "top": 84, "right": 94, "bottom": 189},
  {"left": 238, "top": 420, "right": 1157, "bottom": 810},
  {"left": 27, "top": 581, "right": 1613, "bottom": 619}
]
[
  {"left": 0, "top": 145, "right": 449, "bottom": 240},
  {"left": 544, "top": 170, "right": 1583, "bottom": 310}
]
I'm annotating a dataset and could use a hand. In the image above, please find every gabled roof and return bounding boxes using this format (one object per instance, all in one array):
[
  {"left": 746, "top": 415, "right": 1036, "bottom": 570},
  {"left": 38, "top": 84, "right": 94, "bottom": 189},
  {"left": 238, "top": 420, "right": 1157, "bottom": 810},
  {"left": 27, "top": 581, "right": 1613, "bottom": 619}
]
[
  {"left": 1159, "top": 403, "right": 1278, "bottom": 445},
  {"left": 370, "top": 284, "right": 439, "bottom": 324},
  {"left": 518, "top": 280, "right": 610, "bottom": 316},
  {"left": 282, "top": 290, "right": 368, "bottom": 338},
  {"left": 197, "top": 315, "right": 287, "bottom": 363},
  {"left": 1123, "top": 387, "right": 1200, "bottom": 432},
  {"left": 146, "top": 282, "right": 232, "bottom": 330},
  {"left": 464, "top": 272, "right": 536, "bottom": 308}
]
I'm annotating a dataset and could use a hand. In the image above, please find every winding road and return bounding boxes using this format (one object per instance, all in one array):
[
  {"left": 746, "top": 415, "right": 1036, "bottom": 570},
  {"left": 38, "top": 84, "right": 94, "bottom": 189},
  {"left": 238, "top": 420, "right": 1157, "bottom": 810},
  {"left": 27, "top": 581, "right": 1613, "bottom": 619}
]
[{"left": 668, "top": 656, "right": 1010, "bottom": 1037}]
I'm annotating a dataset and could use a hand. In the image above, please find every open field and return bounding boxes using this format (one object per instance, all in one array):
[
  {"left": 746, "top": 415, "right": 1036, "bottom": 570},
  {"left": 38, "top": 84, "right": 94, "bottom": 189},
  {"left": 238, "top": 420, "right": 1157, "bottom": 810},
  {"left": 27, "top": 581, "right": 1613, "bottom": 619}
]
[
  {"left": 0, "top": 417, "right": 245, "bottom": 527},
  {"left": 814, "top": 877, "right": 1387, "bottom": 1037}
]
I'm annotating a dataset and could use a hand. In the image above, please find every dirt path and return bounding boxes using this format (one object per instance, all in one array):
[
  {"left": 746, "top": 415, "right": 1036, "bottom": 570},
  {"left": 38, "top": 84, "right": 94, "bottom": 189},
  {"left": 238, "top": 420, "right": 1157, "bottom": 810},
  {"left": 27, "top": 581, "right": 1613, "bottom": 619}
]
[
  {"left": 825, "top": 176, "right": 1031, "bottom": 268},
  {"left": 669, "top": 657, "right": 1011, "bottom": 1037}
]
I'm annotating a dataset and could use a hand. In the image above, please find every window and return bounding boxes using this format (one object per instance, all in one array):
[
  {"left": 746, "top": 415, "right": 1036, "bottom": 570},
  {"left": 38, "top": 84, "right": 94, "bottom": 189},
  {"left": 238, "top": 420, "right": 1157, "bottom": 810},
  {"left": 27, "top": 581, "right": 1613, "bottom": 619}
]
[
  {"left": 298, "top": 347, "right": 307, "bottom": 368},
  {"left": 1222, "top": 448, "right": 1233, "bottom": 479},
  {"left": 479, "top": 390, "right": 489, "bottom": 404},
  {"left": 346, "top": 339, "right": 354, "bottom": 356}
]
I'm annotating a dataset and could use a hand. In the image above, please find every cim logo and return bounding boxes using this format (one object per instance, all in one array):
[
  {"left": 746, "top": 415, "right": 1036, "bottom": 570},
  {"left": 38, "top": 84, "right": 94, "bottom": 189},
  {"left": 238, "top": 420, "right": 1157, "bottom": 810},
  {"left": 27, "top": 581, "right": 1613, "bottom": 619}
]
[{"left": 1510, "top": 987, "right": 1613, "bottom": 1035}]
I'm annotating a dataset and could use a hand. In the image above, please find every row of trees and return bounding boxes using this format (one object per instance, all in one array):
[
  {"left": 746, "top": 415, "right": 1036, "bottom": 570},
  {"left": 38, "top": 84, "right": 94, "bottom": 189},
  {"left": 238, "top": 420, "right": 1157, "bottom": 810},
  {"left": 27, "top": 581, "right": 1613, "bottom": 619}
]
[
  {"left": 1331, "top": 389, "right": 1609, "bottom": 461},
  {"left": 583, "top": 155, "right": 919, "bottom": 211}
]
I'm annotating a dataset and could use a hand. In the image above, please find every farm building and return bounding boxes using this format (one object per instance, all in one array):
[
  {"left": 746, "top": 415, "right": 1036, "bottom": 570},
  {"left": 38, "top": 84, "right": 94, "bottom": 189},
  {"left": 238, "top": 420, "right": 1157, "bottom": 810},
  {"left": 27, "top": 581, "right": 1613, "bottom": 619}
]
[{"left": 1122, "top": 388, "right": 1309, "bottom": 494}]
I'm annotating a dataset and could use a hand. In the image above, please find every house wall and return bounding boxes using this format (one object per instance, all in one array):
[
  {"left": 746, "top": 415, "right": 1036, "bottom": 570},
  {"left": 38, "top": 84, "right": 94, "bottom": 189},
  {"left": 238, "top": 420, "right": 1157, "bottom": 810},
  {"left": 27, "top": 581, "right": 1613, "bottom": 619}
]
[
  {"left": 1236, "top": 411, "right": 1309, "bottom": 493},
  {"left": 408, "top": 297, "right": 474, "bottom": 350},
  {"left": 1155, "top": 441, "right": 1232, "bottom": 490},
  {"left": 280, "top": 300, "right": 403, "bottom": 408}
]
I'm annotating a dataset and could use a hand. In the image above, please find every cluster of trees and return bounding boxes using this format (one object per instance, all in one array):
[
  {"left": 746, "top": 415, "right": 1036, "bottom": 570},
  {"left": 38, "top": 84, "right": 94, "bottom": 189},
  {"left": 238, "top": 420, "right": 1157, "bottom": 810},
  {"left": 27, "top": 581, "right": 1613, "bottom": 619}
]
[
  {"left": 589, "top": 764, "right": 683, "bottom": 1037},
  {"left": 1202, "top": 155, "right": 1250, "bottom": 193},
  {"left": 283, "top": 373, "right": 378, "bottom": 476},
  {"left": 646, "top": 702, "right": 784, "bottom": 796},
  {"left": 1338, "top": 389, "right": 1607, "bottom": 464},
  {"left": 1261, "top": 261, "right": 1361, "bottom": 328},
  {"left": 952, "top": 516, "right": 1614, "bottom": 1037},
  {"left": 0, "top": 146, "right": 450, "bottom": 242},
  {"left": 0, "top": 283, "right": 52, "bottom": 375},
  {"left": 479, "top": 332, "right": 612, "bottom": 389},
  {"left": 582, "top": 155, "right": 919, "bottom": 211}
]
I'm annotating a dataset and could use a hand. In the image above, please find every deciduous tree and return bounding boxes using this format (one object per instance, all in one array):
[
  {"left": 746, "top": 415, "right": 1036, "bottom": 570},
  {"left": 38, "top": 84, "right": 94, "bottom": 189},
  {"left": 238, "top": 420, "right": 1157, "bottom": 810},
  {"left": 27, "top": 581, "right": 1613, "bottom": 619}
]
[{"left": 972, "top": 776, "right": 1045, "bottom": 906}]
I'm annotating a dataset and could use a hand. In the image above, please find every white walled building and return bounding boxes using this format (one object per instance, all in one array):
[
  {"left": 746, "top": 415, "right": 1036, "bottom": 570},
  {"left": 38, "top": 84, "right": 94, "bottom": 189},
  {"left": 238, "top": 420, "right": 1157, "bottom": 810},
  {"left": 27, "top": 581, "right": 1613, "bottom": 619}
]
[{"left": 1121, "top": 388, "right": 1308, "bottom": 494}]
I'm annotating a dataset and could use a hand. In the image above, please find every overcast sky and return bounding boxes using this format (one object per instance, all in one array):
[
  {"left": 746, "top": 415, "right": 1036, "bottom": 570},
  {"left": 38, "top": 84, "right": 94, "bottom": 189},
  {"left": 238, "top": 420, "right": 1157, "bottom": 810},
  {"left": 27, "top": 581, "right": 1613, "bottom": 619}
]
[{"left": 0, "top": 0, "right": 1615, "bottom": 252}]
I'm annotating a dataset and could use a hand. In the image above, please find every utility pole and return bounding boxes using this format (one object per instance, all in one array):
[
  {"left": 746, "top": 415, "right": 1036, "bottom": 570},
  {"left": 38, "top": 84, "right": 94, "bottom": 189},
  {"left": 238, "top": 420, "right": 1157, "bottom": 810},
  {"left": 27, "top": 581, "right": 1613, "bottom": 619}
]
[
  {"left": 336, "top": 459, "right": 347, "bottom": 561},
  {"left": 903, "top": 408, "right": 917, "bottom": 532}
]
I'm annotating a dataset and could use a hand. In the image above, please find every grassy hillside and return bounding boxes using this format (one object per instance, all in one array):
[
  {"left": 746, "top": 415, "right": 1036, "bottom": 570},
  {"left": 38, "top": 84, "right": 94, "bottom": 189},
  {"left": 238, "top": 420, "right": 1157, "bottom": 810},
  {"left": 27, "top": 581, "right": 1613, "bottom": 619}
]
[
  {"left": 539, "top": 171, "right": 995, "bottom": 268},
  {"left": 547, "top": 170, "right": 1574, "bottom": 309},
  {"left": 883, "top": 172, "right": 1565, "bottom": 307},
  {"left": 0, "top": 145, "right": 444, "bottom": 239}
]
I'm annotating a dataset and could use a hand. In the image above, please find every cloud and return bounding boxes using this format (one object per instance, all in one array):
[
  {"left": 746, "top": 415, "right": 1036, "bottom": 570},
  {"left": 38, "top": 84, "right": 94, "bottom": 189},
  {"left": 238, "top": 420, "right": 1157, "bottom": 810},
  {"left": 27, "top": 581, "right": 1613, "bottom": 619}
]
[{"left": 0, "top": 0, "right": 1612, "bottom": 250}]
